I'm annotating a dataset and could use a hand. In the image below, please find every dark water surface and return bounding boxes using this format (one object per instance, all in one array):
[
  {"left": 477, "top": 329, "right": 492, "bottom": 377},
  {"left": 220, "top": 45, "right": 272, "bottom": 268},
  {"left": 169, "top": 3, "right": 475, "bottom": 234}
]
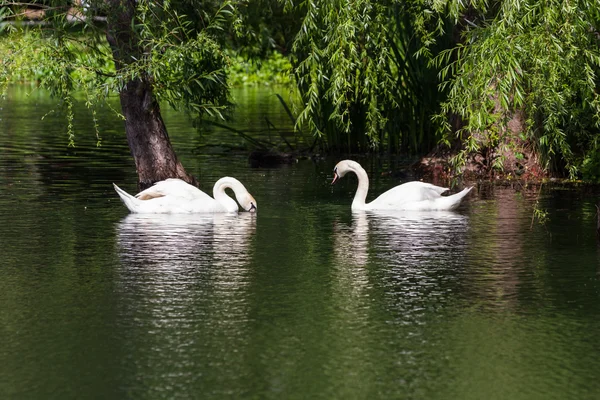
[{"left": 1, "top": 86, "right": 600, "bottom": 399}]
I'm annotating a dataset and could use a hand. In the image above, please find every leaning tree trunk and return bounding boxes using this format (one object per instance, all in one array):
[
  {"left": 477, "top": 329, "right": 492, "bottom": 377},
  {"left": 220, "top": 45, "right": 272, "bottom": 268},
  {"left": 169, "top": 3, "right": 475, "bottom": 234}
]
[
  {"left": 118, "top": 79, "right": 197, "bottom": 190},
  {"left": 105, "top": 0, "right": 197, "bottom": 190}
]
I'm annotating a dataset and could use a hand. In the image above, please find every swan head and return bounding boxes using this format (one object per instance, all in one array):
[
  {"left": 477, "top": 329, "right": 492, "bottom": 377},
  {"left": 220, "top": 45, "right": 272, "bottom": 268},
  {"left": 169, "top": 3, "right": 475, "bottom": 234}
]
[
  {"left": 331, "top": 160, "right": 353, "bottom": 184},
  {"left": 239, "top": 193, "right": 258, "bottom": 213}
]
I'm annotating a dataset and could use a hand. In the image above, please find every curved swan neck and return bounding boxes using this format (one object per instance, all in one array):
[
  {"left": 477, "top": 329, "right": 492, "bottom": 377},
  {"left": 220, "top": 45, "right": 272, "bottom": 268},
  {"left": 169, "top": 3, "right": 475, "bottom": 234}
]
[
  {"left": 346, "top": 161, "right": 369, "bottom": 210},
  {"left": 213, "top": 177, "right": 247, "bottom": 212}
]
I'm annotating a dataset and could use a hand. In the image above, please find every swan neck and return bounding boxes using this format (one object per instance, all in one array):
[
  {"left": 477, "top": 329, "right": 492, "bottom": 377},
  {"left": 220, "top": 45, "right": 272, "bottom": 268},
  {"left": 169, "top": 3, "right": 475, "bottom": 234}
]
[
  {"left": 215, "top": 178, "right": 248, "bottom": 198},
  {"left": 213, "top": 177, "right": 248, "bottom": 211},
  {"left": 350, "top": 163, "right": 369, "bottom": 209}
]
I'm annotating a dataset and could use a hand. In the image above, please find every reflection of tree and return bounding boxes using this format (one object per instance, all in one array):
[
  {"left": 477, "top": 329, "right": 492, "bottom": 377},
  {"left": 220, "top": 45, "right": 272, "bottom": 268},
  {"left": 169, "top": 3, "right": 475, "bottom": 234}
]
[{"left": 465, "top": 186, "right": 536, "bottom": 310}]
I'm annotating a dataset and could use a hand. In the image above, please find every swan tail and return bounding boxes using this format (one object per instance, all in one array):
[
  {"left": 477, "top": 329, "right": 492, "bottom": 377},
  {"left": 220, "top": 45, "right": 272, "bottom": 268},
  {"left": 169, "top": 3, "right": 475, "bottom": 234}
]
[
  {"left": 443, "top": 186, "right": 473, "bottom": 210},
  {"left": 113, "top": 183, "right": 140, "bottom": 213}
]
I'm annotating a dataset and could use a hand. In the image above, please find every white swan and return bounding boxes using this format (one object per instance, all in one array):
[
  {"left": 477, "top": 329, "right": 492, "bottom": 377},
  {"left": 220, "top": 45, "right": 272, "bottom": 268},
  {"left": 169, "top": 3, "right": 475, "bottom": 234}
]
[
  {"left": 332, "top": 160, "right": 472, "bottom": 211},
  {"left": 113, "top": 177, "right": 257, "bottom": 214}
]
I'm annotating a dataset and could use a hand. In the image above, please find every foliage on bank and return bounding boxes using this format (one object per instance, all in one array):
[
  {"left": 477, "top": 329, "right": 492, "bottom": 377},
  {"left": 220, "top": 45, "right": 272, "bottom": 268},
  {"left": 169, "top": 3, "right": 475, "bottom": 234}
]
[
  {"left": 227, "top": 51, "right": 292, "bottom": 87},
  {"left": 0, "top": 32, "right": 292, "bottom": 89},
  {"left": 290, "top": 0, "right": 447, "bottom": 155},
  {"left": 2, "top": 0, "right": 600, "bottom": 182},
  {"left": 428, "top": 0, "right": 600, "bottom": 181},
  {"left": 0, "top": 0, "right": 233, "bottom": 150},
  {"left": 289, "top": 0, "right": 600, "bottom": 181}
]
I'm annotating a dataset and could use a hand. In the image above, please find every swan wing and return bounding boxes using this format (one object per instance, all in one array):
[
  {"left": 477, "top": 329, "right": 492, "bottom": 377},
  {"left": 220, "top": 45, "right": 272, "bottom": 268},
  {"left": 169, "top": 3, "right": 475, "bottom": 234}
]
[
  {"left": 136, "top": 179, "right": 212, "bottom": 202},
  {"left": 371, "top": 181, "right": 448, "bottom": 207},
  {"left": 136, "top": 195, "right": 222, "bottom": 213}
]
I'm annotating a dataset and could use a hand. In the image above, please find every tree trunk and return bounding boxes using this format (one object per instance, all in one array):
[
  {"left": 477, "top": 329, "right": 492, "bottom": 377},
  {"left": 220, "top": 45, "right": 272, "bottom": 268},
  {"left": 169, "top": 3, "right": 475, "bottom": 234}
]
[
  {"left": 104, "top": 0, "right": 197, "bottom": 190},
  {"left": 119, "top": 79, "right": 198, "bottom": 190}
]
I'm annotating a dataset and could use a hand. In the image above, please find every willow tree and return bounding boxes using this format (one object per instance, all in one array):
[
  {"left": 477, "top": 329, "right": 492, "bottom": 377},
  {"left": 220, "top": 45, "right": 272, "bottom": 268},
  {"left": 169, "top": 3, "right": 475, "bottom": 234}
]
[
  {"left": 289, "top": 0, "right": 452, "bottom": 154},
  {"left": 426, "top": 0, "right": 600, "bottom": 179},
  {"left": 0, "top": 0, "right": 232, "bottom": 189}
]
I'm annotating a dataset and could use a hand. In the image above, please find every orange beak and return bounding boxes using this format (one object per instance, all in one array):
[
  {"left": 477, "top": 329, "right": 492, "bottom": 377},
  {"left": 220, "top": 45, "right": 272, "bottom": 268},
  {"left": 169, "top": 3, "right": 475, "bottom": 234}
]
[{"left": 331, "top": 172, "right": 339, "bottom": 185}]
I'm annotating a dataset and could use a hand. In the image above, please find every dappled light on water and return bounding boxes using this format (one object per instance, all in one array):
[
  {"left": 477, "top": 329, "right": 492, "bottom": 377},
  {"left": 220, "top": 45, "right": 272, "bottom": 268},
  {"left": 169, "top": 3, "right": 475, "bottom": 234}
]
[
  {"left": 113, "top": 213, "right": 257, "bottom": 398},
  {"left": 331, "top": 210, "right": 469, "bottom": 309},
  {"left": 331, "top": 210, "right": 470, "bottom": 328},
  {"left": 117, "top": 212, "right": 255, "bottom": 264},
  {"left": 116, "top": 212, "right": 256, "bottom": 306}
]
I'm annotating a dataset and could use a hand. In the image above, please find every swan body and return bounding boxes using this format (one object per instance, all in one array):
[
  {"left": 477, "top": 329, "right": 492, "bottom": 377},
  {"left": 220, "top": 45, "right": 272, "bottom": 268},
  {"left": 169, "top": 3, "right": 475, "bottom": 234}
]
[
  {"left": 113, "top": 177, "right": 257, "bottom": 214},
  {"left": 332, "top": 160, "right": 472, "bottom": 211}
]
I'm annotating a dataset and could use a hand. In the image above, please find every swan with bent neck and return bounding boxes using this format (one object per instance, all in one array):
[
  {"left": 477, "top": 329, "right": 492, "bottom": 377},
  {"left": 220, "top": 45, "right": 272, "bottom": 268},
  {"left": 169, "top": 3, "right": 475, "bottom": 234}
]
[
  {"left": 332, "top": 160, "right": 472, "bottom": 211},
  {"left": 113, "top": 177, "right": 257, "bottom": 213}
]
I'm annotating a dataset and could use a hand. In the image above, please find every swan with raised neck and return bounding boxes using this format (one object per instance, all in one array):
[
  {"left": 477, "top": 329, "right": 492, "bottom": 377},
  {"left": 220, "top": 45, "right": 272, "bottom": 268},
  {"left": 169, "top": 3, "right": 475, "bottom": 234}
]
[
  {"left": 332, "top": 160, "right": 472, "bottom": 211},
  {"left": 113, "top": 177, "right": 257, "bottom": 214}
]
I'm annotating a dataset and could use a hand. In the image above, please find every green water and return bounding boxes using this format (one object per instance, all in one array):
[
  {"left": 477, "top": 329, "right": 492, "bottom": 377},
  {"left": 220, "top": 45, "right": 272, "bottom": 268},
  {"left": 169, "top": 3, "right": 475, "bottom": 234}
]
[{"left": 1, "top": 86, "right": 600, "bottom": 399}]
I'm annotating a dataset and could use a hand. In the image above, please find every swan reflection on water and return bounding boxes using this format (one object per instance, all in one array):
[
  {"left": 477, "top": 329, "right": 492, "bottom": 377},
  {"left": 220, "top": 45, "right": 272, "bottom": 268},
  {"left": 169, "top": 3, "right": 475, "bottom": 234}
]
[
  {"left": 331, "top": 210, "right": 470, "bottom": 323},
  {"left": 333, "top": 212, "right": 370, "bottom": 267},
  {"left": 115, "top": 213, "right": 257, "bottom": 355},
  {"left": 366, "top": 210, "right": 469, "bottom": 252},
  {"left": 116, "top": 212, "right": 256, "bottom": 281},
  {"left": 335, "top": 210, "right": 469, "bottom": 261}
]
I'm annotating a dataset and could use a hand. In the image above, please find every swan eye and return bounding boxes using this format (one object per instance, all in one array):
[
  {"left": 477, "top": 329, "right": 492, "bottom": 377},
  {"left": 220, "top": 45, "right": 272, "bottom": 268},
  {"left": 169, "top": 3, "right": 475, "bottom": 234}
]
[{"left": 249, "top": 202, "right": 257, "bottom": 212}]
